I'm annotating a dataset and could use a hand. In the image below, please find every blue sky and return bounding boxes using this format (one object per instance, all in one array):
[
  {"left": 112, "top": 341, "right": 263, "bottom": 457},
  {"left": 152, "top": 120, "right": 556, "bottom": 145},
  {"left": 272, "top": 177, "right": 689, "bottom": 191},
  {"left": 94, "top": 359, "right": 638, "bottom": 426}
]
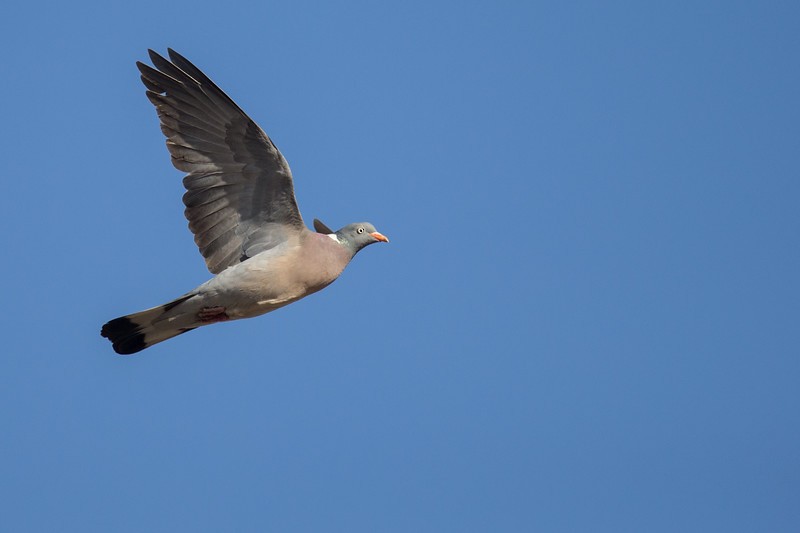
[{"left": 1, "top": 1, "right": 798, "bottom": 531}]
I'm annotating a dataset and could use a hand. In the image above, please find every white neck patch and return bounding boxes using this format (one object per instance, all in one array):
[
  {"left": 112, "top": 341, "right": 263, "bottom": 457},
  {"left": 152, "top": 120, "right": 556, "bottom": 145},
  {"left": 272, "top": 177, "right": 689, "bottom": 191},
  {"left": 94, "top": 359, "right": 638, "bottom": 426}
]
[{"left": 326, "top": 233, "right": 340, "bottom": 243}]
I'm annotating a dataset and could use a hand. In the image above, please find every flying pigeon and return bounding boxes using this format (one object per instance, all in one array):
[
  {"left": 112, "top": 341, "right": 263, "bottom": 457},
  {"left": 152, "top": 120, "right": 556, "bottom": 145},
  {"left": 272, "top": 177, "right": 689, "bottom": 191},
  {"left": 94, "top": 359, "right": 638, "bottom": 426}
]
[{"left": 101, "top": 49, "right": 388, "bottom": 355}]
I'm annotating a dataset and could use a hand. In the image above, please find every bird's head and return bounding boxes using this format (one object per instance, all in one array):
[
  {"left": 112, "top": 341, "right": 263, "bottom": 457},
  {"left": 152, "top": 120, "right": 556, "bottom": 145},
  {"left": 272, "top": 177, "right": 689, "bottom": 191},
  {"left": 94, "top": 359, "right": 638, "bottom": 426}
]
[
  {"left": 336, "top": 222, "right": 389, "bottom": 253},
  {"left": 314, "top": 218, "right": 388, "bottom": 255}
]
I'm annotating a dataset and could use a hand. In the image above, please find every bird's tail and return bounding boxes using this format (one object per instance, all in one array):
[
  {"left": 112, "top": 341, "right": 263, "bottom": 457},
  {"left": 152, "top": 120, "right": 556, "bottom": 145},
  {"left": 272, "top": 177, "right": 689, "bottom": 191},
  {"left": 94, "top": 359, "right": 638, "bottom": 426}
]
[{"left": 101, "top": 294, "right": 196, "bottom": 355}]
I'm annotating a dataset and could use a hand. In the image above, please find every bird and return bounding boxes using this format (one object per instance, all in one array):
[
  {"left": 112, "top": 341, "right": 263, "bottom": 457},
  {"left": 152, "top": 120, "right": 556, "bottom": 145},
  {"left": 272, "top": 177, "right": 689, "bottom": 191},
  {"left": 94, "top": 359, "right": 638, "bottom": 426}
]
[{"left": 101, "top": 49, "right": 389, "bottom": 355}]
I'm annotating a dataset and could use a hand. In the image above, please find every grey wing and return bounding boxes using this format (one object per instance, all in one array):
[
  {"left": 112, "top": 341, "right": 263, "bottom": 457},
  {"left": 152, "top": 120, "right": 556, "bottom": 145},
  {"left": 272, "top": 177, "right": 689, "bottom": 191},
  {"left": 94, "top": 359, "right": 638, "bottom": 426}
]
[
  {"left": 137, "top": 49, "right": 304, "bottom": 274},
  {"left": 313, "top": 218, "right": 335, "bottom": 234}
]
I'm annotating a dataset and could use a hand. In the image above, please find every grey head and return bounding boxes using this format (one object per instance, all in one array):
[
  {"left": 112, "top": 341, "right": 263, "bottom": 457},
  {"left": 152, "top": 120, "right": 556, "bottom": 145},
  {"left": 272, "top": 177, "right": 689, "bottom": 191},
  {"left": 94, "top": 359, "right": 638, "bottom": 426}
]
[{"left": 314, "top": 218, "right": 389, "bottom": 256}]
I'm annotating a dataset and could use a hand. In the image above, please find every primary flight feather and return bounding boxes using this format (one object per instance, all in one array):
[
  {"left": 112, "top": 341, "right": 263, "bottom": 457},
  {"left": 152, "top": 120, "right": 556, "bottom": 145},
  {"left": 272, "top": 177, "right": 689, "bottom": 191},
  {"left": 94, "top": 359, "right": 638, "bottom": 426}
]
[{"left": 101, "top": 49, "right": 388, "bottom": 355}]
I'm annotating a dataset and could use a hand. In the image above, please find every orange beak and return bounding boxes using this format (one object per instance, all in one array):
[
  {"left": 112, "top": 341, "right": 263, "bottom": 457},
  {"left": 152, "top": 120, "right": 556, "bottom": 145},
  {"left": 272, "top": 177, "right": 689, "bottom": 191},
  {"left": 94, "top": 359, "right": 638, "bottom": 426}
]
[{"left": 370, "top": 231, "right": 389, "bottom": 243}]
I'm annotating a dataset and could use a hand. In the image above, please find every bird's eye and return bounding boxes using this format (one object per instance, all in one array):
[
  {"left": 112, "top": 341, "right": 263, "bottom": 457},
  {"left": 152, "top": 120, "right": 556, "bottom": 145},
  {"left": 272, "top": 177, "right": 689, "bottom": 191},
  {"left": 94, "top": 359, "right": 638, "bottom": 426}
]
[{"left": 357, "top": 227, "right": 365, "bottom": 234}]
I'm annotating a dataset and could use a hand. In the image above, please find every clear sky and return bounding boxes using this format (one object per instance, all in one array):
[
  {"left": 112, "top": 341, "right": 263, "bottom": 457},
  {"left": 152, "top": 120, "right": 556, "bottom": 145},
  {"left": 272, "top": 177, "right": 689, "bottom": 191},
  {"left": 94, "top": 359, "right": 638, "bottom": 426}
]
[{"left": 1, "top": 1, "right": 798, "bottom": 531}]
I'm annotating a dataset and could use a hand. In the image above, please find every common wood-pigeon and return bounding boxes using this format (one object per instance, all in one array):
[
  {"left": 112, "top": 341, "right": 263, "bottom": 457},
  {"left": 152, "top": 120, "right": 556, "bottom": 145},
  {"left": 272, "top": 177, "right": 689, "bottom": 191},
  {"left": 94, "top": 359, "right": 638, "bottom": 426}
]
[{"left": 101, "top": 49, "right": 388, "bottom": 355}]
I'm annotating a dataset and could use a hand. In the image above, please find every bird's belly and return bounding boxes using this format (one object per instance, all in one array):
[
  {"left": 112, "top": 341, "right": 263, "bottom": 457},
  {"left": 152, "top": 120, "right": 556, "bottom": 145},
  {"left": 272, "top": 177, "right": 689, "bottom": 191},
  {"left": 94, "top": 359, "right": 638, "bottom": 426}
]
[
  {"left": 254, "top": 276, "right": 334, "bottom": 308},
  {"left": 201, "top": 254, "right": 340, "bottom": 319},
  {"left": 224, "top": 279, "right": 333, "bottom": 319}
]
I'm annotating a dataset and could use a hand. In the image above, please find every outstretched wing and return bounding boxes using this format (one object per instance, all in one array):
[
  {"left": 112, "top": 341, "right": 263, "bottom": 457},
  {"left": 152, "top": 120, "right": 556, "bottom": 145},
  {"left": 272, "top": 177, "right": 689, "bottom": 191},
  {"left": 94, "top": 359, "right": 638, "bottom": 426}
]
[{"left": 137, "top": 49, "right": 304, "bottom": 274}]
